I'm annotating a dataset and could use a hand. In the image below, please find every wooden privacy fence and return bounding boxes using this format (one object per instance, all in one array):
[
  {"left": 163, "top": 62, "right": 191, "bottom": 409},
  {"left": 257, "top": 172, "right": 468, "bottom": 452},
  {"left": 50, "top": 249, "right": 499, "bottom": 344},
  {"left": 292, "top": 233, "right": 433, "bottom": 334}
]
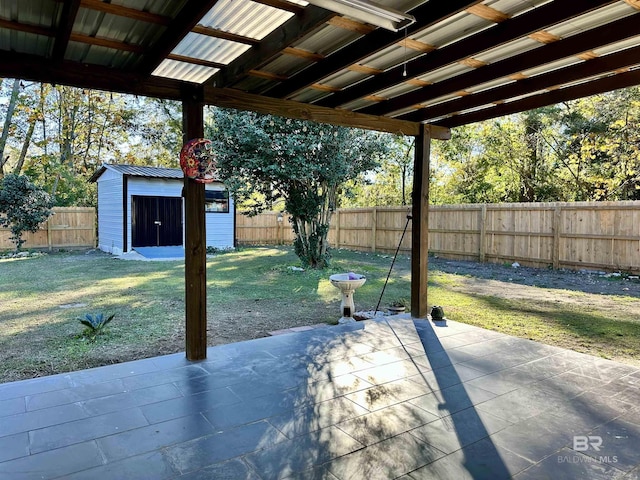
[
  {"left": 236, "top": 201, "right": 640, "bottom": 273},
  {"left": 0, "top": 207, "right": 96, "bottom": 251}
]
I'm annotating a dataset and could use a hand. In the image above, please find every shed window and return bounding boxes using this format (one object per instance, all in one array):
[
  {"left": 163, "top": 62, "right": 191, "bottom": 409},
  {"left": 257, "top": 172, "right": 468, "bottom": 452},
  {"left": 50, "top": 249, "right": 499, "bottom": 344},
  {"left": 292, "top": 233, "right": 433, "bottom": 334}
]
[{"left": 205, "top": 189, "right": 229, "bottom": 213}]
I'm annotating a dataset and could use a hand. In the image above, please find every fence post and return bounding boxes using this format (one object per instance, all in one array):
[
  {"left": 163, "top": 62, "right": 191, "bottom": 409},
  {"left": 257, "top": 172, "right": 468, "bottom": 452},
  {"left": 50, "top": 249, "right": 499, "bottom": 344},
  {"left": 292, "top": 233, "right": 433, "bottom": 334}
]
[
  {"left": 335, "top": 210, "right": 340, "bottom": 248},
  {"left": 371, "top": 207, "right": 377, "bottom": 252},
  {"left": 47, "top": 217, "right": 53, "bottom": 251},
  {"left": 479, "top": 204, "right": 487, "bottom": 262},
  {"left": 552, "top": 206, "right": 561, "bottom": 269}
]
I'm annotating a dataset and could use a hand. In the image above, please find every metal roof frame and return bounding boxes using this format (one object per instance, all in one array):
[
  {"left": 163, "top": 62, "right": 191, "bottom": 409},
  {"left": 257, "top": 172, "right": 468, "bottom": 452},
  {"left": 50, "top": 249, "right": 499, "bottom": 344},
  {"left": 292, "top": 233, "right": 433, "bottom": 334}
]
[{"left": 1, "top": 0, "right": 639, "bottom": 134}]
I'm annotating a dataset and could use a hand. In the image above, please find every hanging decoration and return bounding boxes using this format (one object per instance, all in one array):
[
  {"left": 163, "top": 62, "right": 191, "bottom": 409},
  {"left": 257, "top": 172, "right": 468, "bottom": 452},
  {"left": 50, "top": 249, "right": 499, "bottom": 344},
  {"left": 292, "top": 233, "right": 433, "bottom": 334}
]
[{"left": 179, "top": 138, "right": 217, "bottom": 183}]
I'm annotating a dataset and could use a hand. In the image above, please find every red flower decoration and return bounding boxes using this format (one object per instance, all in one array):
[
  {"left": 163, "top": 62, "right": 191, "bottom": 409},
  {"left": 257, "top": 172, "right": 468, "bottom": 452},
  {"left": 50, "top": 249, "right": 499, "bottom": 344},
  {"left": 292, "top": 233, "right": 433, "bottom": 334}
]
[{"left": 180, "top": 138, "right": 218, "bottom": 184}]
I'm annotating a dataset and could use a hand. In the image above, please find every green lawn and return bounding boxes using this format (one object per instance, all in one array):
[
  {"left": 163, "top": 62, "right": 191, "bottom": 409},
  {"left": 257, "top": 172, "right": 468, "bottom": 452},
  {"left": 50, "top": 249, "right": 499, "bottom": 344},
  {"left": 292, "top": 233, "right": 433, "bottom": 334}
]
[{"left": 0, "top": 246, "right": 638, "bottom": 383}]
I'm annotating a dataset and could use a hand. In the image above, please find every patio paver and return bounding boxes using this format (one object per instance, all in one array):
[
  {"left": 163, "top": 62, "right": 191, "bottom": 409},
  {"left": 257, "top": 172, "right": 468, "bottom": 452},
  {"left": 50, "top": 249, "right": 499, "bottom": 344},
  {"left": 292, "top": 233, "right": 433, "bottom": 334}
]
[{"left": 0, "top": 316, "right": 638, "bottom": 479}]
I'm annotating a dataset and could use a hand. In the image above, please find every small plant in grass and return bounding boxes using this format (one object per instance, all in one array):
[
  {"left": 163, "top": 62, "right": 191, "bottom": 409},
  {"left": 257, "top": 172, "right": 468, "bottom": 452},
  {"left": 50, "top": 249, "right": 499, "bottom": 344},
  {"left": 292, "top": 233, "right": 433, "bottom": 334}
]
[{"left": 77, "top": 313, "right": 115, "bottom": 340}]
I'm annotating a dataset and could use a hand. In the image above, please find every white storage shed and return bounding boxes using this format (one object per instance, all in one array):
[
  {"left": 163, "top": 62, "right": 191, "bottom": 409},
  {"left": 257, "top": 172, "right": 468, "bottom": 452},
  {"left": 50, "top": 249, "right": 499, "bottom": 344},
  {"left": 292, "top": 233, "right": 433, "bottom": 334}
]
[{"left": 90, "top": 164, "right": 235, "bottom": 255}]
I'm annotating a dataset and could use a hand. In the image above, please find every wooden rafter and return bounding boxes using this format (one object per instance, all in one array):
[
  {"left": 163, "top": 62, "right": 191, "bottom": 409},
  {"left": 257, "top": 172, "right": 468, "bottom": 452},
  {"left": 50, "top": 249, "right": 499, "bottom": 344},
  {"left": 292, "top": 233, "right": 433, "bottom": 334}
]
[
  {"left": 358, "top": 12, "right": 640, "bottom": 117},
  {"left": 326, "top": 17, "right": 374, "bottom": 34},
  {"left": 406, "top": 44, "right": 640, "bottom": 123},
  {"left": 265, "top": 0, "right": 482, "bottom": 99},
  {"left": 283, "top": 47, "right": 324, "bottom": 62},
  {"left": 253, "top": 0, "right": 304, "bottom": 15},
  {"left": 466, "top": 4, "right": 511, "bottom": 22},
  {"left": 167, "top": 54, "right": 226, "bottom": 70},
  {"left": 436, "top": 68, "right": 640, "bottom": 128},
  {"left": 52, "top": 0, "right": 81, "bottom": 62},
  {"left": 80, "top": 0, "right": 171, "bottom": 25},
  {"left": 70, "top": 33, "right": 144, "bottom": 53},
  {"left": 192, "top": 25, "right": 259, "bottom": 46},
  {"left": 317, "top": 0, "right": 616, "bottom": 109},
  {"left": 137, "top": 0, "right": 222, "bottom": 75},
  {"left": 0, "top": 18, "right": 53, "bottom": 37}
]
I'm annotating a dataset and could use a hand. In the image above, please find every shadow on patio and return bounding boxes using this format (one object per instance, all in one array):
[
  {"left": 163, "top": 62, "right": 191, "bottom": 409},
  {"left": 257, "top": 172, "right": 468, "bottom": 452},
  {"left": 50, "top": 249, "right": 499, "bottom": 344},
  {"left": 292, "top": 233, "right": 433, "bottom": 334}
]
[{"left": 0, "top": 316, "right": 638, "bottom": 479}]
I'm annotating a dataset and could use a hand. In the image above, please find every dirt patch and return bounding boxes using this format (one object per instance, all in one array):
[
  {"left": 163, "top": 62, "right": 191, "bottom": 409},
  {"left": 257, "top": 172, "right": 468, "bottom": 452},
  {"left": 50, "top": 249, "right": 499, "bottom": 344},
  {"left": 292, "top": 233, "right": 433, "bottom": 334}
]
[{"left": 429, "top": 257, "right": 640, "bottom": 318}]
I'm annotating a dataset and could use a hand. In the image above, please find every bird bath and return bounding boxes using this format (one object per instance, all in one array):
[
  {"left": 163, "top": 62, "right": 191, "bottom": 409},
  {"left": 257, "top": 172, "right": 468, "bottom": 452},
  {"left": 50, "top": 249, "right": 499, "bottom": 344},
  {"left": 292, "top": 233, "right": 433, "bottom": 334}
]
[{"left": 329, "top": 273, "right": 366, "bottom": 324}]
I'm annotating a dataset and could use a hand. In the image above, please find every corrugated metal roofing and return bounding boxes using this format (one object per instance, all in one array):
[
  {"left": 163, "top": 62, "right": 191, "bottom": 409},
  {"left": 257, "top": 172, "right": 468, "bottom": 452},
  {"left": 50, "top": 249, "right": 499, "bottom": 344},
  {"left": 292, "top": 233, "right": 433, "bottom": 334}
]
[
  {"left": 91, "top": 164, "right": 184, "bottom": 182},
  {"left": 2, "top": 0, "right": 640, "bottom": 129}
]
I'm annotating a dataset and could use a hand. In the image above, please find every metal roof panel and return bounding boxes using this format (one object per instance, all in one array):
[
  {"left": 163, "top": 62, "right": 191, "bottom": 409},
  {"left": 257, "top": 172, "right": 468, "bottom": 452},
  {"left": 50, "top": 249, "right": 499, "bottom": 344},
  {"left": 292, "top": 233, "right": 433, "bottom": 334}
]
[{"left": 152, "top": 59, "right": 219, "bottom": 84}]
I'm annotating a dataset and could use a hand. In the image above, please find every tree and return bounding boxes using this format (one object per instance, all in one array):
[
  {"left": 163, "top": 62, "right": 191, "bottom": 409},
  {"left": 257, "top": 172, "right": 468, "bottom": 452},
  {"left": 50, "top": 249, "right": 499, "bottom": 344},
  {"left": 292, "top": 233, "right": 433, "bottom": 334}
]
[
  {"left": 209, "top": 108, "right": 388, "bottom": 268},
  {"left": 0, "top": 174, "right": 53, "bottom": 251}
]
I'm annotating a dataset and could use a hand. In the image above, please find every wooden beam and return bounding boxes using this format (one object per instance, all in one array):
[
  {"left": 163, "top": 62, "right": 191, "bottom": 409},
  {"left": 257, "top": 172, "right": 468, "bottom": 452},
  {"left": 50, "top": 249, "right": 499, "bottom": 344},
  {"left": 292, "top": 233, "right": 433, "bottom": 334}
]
[
  {"left": 0, "top": 50, "right": 184, "bottom": 100},
  {"left": 411, "top": 124, "right": 431, "bottom": 319},
  {"left": 80, "top": 0, "right": 171, "bottom": 25},
  {"left": 137, "top": 0, "right": 222, "bottom": 75},
  {"left": 317, "top": 0, "right": 616, "bottom": 109},
  {"left": 0, "top": 18, "right": 53, "bottom": 37},
  {"left": 435, "top": 68, "right": 640, "bottom": 128},
  {"left": 404, "top": 43, "right": 640, "bottom": 122},
  {"left": 253, "top": 0, "right": 305, "bottom": 14},
  {"left": 361, "top": 12, "right": 640, "bottom": 117},
  {"left": 168, "top": 53, "right": 226, "bottom": 70},
  {"left": 182, "top": 89, "right": 207, "bottom": 361},
  {"left": 207, "top": 6, "right": 334, "bottom": 88},
  {"left": 203, "top": 86, "right": 450, "bottom": 138},
  {"left": 265, "top": 0, "right": 482, "bottom": 99},
  {"left": 52, "top": 0, "right": 81, "bottom": 62},
  {"left": 70, "top": 33, "right": 145, "bottom": 53},
  {"left": 192, "top": 25, "right": 259, "bottom": 46}
]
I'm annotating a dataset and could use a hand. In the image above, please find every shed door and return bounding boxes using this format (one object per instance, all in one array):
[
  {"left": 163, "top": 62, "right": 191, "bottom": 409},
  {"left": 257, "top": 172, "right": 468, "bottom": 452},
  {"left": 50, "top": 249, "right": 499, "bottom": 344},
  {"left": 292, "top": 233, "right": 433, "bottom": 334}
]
[{"left": 132, "top": 196, "right": 183, "bottom": 247}]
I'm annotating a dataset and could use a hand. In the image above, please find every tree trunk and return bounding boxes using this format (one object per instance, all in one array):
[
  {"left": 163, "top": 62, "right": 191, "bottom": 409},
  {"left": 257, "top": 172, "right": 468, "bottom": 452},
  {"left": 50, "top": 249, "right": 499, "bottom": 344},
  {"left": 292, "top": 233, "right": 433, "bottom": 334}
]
[{"left": 0, "top": 79, "right": 21, "bottom": 177}]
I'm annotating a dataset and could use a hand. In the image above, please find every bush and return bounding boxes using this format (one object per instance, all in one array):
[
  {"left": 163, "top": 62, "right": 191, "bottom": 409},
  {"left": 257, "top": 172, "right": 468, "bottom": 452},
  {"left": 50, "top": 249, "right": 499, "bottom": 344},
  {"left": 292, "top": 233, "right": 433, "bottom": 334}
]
[{"left": 0, "top": 174, "right": 53, "bottom": 251}]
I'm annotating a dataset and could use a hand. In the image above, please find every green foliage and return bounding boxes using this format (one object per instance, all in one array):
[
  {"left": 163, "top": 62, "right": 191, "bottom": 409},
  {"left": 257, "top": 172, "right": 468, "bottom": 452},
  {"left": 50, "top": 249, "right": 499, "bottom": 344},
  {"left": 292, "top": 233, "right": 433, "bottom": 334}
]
[
  {"left": 77, "top": 313, "right": 115, "bottom": 339},
  {"left": 208, "top": 108, "right": 389, "bottom": 268},
  {"left": 0, "top": 174, "right": 53, "bottom": 250}
]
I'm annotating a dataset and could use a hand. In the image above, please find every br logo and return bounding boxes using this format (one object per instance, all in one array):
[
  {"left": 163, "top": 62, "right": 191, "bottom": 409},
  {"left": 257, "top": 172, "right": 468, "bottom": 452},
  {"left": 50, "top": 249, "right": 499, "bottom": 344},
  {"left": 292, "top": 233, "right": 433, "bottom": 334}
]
[{"left": 573, "top": 435, "right": 603, "bottom": 452}]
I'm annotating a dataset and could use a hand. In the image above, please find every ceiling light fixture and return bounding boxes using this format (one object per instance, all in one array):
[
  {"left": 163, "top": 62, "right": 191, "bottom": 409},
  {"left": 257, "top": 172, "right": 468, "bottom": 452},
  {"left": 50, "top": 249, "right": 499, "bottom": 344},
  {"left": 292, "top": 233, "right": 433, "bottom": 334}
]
[{"left": 306, "top": 0, "right": 416, "bottom": 32}]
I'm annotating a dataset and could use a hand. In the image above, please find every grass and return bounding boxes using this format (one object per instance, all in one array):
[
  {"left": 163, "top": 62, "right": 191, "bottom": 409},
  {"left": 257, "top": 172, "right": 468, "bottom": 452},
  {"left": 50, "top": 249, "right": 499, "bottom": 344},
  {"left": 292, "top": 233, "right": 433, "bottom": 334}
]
[{"left": 0, "top": 246, "right": 639, "bottom": 383}]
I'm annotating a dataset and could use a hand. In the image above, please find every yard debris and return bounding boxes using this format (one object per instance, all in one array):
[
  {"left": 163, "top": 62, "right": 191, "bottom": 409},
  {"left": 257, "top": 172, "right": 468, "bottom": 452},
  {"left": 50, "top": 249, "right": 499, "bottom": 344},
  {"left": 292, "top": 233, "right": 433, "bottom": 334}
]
[
  {"left": 288, "top": 266, "right": 304, "bottom": 271},
  {"left": 511, "top": 262, "right": 520, "bottom": 268}
]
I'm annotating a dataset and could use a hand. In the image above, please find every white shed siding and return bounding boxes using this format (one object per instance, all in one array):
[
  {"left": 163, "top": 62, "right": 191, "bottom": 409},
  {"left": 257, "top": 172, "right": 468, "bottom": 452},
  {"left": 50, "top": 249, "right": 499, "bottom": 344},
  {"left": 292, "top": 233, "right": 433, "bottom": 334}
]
[
  {"left": 126, "top": 178, "right": 183, "bottom": 251},
  {"left": 94, "top": 166, "right": 235, "bottom": 254},
  {"left": 96, "top": 173, "right": 123, "bottom": 254},
  {"left": 205, "top": 189, "right": 235, "bottom": 249}
]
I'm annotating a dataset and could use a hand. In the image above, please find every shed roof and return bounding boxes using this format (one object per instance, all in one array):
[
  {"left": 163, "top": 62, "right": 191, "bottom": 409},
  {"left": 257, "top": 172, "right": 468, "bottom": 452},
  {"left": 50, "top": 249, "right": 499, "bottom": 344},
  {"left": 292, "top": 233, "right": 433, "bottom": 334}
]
[
  {"left": 1, "top": 1, "right": 640, "bottom": 133},
  {"left": 89, "top": 164, "right": 183, "bottom": 182}
]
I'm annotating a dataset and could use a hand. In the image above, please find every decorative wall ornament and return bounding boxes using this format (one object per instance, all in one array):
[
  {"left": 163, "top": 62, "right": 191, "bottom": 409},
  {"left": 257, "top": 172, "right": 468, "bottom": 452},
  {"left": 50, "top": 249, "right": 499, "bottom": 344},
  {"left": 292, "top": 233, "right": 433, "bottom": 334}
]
[{"left": 180, "top": 138, "right": 217, "bottom": 183}]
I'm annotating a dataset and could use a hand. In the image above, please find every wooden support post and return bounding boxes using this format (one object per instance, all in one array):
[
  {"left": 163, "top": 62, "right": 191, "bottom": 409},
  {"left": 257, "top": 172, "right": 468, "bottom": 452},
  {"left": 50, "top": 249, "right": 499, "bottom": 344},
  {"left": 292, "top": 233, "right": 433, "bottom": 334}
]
[
  {"left": 411, "top": 125, "right": 431, "bottom": 319},
  {"left": 182, "top": 92, "right": 207, "bottom": 361},
  {"left": 479, "top": 204, "right": 487, "bottom": 262}
]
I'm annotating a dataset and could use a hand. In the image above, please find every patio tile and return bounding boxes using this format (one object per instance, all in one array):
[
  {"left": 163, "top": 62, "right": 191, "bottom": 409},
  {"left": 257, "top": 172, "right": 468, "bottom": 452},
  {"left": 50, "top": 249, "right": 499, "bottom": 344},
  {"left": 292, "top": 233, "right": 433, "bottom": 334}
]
[
  {"left": 0, "top": 441, "right": 103, "bottom": 480},
  {"left": 326, "top": 431, "right": 446, "bottom": 480},
  {"left": 463, "top": 370, "right": 522, "bottom": 396},
  {"left": 409, "top": 407, "right": 512, "bottom": 454},
  {"left": 97, "top": 413, "right": 215, "bottom": 461},
  {"left": 241, "top": 425, "right": 362, "bottom": 480},
  {"left": 532, "top": 370, "right": 610, "bottom": 398},
  {"left": 0, "top": 374, "right": 72, "bottom": 401},
  {"left": 0, "top": 433, "right": 29, "bottom": 462},
  {"left": 81, "top": 383, "right": 183, "bottom": 415},
  {"left": 491, "top": 412, "right": 589, "bottom": 463},
  {"left": 28, "top": 407, "right": 149, "bottom": 453},
  {"left": 68, "top": 358, "right": 162, "bottom": 386},
  {"left": 581, "top": 418, "right": 640, "bottom": 472},
  {"left": 345, "top": 377, "right": 431, "bottom": 411},
  {"left": 25, "top": 378, "right": 126, "bottom": 411},
  {"left": 173, "top": 367, "right": 259, "bottom": 394},
  {"left": 335, "top": 402, "right": 440, "bottom": 446},
  {"left": 476, "top": 386, "right": 569, "bottom": 423},
  {"left": 121, "top": 364, "right": 210, "bottom": 391},
  {"left": 201, "top": 391, "right": 304, "bottom": 430},
  {"left": 0, "top": 402, "right": 88, "bottom": 437},
  {"left": 0, "top": 397, "right": 25, "bottom": 418},
  {"left": 353, "top": 359, "right": 424, "bottom": 384},
  {"left": 268, "top": 396, "right": 368, "bottom": 439},
  {"left": 177, "top": 458, "right": 261, "bottom": 480},
  {"left": 408, "top": 437, "right": 534, "bottom": 480},
  {"left": 409, "top": 383, "right": 497, "bottom": 418},
  {"left": 282, "top": 465, "right": 339, "bottom": 479},
  {"left": 165, "top": 421, "right": 287, "bottom": 474},
  {"left": 64, "top": 450, "right": 178, "bottom": 480},
  {"left": 513, "top": 448, "right": 628, "bottom": 480},
  {"left": 284, "top": 373, "right": 372, "bottom": 403}
]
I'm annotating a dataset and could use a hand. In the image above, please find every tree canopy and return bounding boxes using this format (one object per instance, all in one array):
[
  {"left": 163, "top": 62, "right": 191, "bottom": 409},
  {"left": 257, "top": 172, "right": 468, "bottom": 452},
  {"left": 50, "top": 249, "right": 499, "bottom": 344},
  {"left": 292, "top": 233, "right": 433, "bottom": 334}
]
[{"left": 208, "top": 108, "right": 389, "bottom": 268}]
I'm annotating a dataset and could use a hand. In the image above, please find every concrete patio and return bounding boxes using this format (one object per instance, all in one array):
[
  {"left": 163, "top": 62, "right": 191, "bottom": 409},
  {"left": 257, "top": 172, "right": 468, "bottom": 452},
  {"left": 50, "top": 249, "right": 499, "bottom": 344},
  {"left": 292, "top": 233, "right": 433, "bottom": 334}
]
[{"left": 0, "top": 316, "right": 638, "bottom": 480}]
